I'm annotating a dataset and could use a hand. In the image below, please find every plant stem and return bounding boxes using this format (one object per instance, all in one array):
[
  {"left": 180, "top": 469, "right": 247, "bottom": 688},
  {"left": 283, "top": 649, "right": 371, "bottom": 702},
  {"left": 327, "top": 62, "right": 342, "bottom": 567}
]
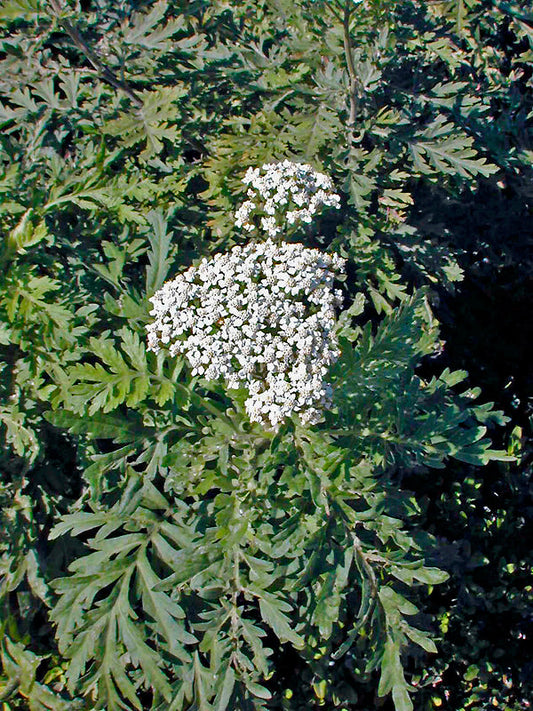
[
  {"left": 343, "top": 1, "right": 360, "bottom": 131},
  {"left": 48, "top": 0, "right": 143, "bottom": 108}
]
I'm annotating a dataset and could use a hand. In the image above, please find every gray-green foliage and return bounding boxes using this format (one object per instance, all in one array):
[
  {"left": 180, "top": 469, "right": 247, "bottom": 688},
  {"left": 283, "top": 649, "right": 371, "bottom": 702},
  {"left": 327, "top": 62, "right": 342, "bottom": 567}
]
[{"left": 0, "top": 0, "right": 529, "bottom": 709}]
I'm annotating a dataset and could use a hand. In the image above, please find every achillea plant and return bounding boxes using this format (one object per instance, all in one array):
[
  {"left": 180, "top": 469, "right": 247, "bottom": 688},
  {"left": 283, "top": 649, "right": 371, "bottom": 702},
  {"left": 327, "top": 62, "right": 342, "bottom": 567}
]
[
  {"left": 4, "top": 159, "right": 505, "bottom": 711},
  {"left": 2, "top": 2, "right": 527, "bottom": 710}
]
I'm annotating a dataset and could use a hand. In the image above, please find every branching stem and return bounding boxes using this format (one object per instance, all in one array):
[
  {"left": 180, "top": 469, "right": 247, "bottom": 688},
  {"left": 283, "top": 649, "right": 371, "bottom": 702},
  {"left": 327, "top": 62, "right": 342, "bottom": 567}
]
[
  {"left": 48, "top": 0, "right": 143, "bottom": 107},
  {"left": 343, "top": 1, "right": 360, "bottom": 130}
]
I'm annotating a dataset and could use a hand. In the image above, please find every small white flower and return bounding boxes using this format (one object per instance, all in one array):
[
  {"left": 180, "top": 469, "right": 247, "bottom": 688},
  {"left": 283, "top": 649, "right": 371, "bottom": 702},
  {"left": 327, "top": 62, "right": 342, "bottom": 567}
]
[
  {"left": 260, "top": 216, "right": 281, "bottom": 237},
  {"left": 234, "top": 160, "right": 340, "bottom": 235},
  {"left": 147, "top": 239, "right": 345, "bottom": 430}
]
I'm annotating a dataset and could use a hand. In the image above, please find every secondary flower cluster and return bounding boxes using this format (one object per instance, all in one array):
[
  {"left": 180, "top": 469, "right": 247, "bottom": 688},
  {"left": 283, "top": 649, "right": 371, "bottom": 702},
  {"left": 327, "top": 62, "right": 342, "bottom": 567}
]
[
  {"left": 235, "top": 160, "right": 341, "bottom": 237},
  {"left": 147, "top": 239, "right": 345, "bottom": 429}
]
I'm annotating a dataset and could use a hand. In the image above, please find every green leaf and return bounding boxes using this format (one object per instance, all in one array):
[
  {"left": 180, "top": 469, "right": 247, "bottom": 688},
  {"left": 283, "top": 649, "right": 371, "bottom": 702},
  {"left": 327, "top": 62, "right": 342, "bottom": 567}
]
[
  {"left": 258, "top": 596, "right": 303, "bottom": 648},
  {"left": 6, "top": 209, "right": 48, "bottom": 256},
  {"left": 193, "top": 651, "right": 215, "bottom": 711},
  {"left": 392, "top": 683, "right": 414, "bottom": 711},
  {"left": 145, "top": 210, "right": 174, "bottom": 295},
  {"left": 245, "top": 680, "right": 272, "bottom": 700},
  {"left": 103, "top": 87, "right": 186, "bottom": 160},
  {"left": 410, "top": 566, "right": 449, "bottom": 585},
  {"left": 0, "top": 0, "right": 41, "bottom": 20},
  {"left": 403, "top": 624, "right": 438, "bottom": 654},
  {"left": 136, "top": 550, "right": 196, "bottom": 655},
  {"left": 123, "top": 0, "right": 187, "bottom": 51},
  {"left": 0, "top": 404, "right": 39, "bottom": 461},
  {"left": 409, "top": 117, "right": 498, "bottom": 180},
  {"left": 214, "top": 665, "right": 235, "bottom": 711},
  {"left": 118, "top": 608, "right": 173, "bottom": 700},
  {"left": 378, "top": 637, "right": 413, "bottom": 711},
  {"left": 44, "top": 409, "right": 153, "bottom": 442}
]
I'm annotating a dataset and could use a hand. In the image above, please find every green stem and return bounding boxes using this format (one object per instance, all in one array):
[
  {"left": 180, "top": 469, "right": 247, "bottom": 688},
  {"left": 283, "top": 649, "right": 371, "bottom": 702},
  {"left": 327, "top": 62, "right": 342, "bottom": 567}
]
[
  {"left": 343, "top": 1, "right": 360, "bottom": 130},
  {"left": 190, "top": 391, "right": 237, "bottom": 430},
  {"left": 48, "top": 0, "right": 143, "bottom": 107}
]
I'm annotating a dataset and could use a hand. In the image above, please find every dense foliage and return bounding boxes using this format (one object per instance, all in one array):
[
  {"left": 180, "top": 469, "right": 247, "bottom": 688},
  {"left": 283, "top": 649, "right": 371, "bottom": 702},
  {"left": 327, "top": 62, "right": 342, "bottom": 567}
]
[{"left": 0, "top": 1, "right": 532, "bottom": 710}]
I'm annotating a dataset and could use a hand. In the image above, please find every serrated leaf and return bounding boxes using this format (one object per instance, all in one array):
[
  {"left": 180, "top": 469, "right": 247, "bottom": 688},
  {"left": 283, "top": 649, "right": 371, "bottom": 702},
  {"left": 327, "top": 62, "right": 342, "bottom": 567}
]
[
  {"left": 44, "top": 409, "right": 153, "bottom": 442},
  {"left": 215, "top": 665, "right": 235, "bottom": 711},
  {"left": 145, "top": 210, "right": 174, "bottom": 295},
  {"left": 136, "top": 550, "right": 196, "bottom": 654},
  {"left": 378, "top": 636, "right": 413, "bottom": 710},
  {"left": 403, "top": 624, "right": 438, "bottom": 654},
  {"left": 409, "top": 117, "right": 498, "bottom": 179},
  {"left": 258, "top": 596, "right": 303, "bottom": 648}
]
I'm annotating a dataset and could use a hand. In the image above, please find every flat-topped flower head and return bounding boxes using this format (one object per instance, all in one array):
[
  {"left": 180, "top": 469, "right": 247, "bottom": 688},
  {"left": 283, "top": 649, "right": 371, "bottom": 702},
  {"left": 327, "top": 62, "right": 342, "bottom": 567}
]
[
  {"left": 147, "top": 239, "right": 345, "bottom": 430},
  {"left": 235, "top": 160, "right": 341, "bottom": 237}
]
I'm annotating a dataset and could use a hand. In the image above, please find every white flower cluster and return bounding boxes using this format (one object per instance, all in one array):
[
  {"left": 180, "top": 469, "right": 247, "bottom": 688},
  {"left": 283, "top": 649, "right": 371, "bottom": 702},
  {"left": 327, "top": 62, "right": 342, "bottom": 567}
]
[
  {"left": 147, "top": 239, "right": 345, "bottom": 429},
  {"left": 235, "top": 160, "right": 341, "bottom": 237}
]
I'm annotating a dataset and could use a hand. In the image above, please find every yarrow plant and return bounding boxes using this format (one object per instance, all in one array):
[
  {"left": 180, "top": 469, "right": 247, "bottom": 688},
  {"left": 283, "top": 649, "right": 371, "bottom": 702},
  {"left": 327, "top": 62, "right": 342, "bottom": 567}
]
[
  {"left": 1, "top": 4, "right": 526, "bottom": 710},
  {"left": 234, "top": 159, "right": 341, "bottom": 237},
  {"left": 147, "top": 239, "right": 345, "bottom": 429}
]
